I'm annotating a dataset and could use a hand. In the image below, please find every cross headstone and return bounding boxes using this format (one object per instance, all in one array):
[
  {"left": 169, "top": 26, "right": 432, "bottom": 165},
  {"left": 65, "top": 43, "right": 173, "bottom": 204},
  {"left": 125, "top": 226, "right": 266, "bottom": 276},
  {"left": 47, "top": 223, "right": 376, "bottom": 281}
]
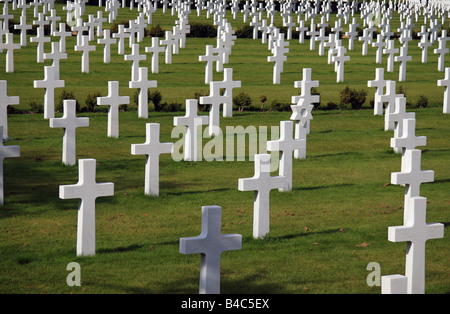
[
  {"left": 199, "top": 45, "right": 220, "bottom": 84},
  {"left": 332, "top": 45, "right": 350, "bottom": 83},
  {"left": 379, "top": 80, "right": 403, "bottom": 131},
  {"left": 390, "top": 118, "right": 427, "bottom": 155},
  {"left": 0, "top": 80, "right": 19, "bottom": 140},
  {"left": 296, "top": 20, "right": 308, "bottom": 44},
  {"left": 359, "top": 28, "right": 371, "bottom": 56},
  {"left": 53, "top": 22, "right": 72, "bottom": 53},
  {"left": 112, "top": 24, "right": 130, "bottom": 55},
  {"left": 14, "top": 15, "right": 31, "bottom": 46},
  {"left": 43, "top": 42, "right": 67, "bottom": 80},
  {"left": 174, "top": 99, "right": 209, "bottom": 162},
  {"left": 433, "top": 37, "right": 448, "bottom": 72},
  {"left": 97, "top": 29, "right": 116, "bottom": 64},
  {"left": 124, "top": 43, "right": 146, "bottom": 82},
  {"left": 200, "top": 81, "right": 225, "bottom": 137},
  {"left": 49, "top": 99, "right": 89, "bottom": 166},
  {"left": 74, "top": 35, "right": 96, "bottom": 73},
  {"left": 97, "top": 81, "right": 129, "bottom": 138},
  {"left": 372, "top": 34, "right": 386, "bottom": 64},
  {"left": 383, "top": 39, "right": 399, "bottom": 73},
  {"left": 367, "top": 68, "right": 388, "bottom": 115},
  {"left": 437, "top": 67, "right": 450, "bottom": 113},
  {"left": 59, "top": 158, "right": 114, "bottom": 256},
  {"left": 387, "top": 97, "right": 415, "bottom": 154},
  {"left": 0, "top": 125, "right": 19, "bottom": 206},
  {"left": 387, "top": 196, "right": 444, "bottom": 294},
  {"left": 268, "top": 34, "right": 289, "bottom": 84},
  {"left": 267, "top": 120, "right": 305, "bottom": 192},
  {"left": 33, "top": 66, "right": 64, "bottom": 119},
  {"left": 131, "top": 123, "right": 173, "bottom": 196},
  {"left": 391, "top": 149, "right": 434, "bottom": 199},
  {"left": 394, "top": 46, "right": 412, "bottom": 82},
  {"left": 179, "top": 205, "right": 242, "bottom": 294},
  {"left": 238, "top": 153, "right": 285, "bottom": 239},
  {"left": 145, "top": 37, "right": 165, "bottom": 74},
  {"left": 1, "top": 33, "right": 20, "bottom": 73},
  {"left": 160, "top": 30, "right": 176, "bottom": 64},
  {"left": 129, "top": 66, "right": 157, "bottom": 119},
  {"left": 217, "top": 68, "right": 241, "bottom": 118}
]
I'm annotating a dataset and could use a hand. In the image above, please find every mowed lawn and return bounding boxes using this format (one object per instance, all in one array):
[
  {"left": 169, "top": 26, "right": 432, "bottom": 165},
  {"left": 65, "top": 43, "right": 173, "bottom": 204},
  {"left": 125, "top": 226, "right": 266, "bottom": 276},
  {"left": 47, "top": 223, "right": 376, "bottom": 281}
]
[{"left": 0, "top": 4, "right": 449, "bottom": 294}]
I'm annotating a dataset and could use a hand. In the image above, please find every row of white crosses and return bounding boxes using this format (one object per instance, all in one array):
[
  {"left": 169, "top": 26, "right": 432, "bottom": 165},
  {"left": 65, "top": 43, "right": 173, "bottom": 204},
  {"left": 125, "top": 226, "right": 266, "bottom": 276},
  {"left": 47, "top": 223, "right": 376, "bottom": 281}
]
[{"left": 380, "top": 99, "right": 444, "bottom": 294}]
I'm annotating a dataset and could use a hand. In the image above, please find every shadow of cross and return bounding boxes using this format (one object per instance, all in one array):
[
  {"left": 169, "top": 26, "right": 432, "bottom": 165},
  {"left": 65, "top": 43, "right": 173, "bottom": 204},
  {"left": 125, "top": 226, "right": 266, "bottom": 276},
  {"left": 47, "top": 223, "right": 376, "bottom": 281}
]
[{"left": 180, "top": 205, "right": 242, "bottom": 294}]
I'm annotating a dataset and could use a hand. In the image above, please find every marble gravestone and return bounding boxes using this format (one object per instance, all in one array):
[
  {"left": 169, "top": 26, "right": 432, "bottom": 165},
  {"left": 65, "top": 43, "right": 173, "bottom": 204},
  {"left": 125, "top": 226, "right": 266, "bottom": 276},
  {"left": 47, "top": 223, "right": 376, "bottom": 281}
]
[
  {"left": 267, "top": 120, "right": 305, "bottom": 192},
  {"left": 367, "top": 68, "right": 387, "bottom": 116},
  {"left": 173, "top": 99, "right": 209, "bottom": 162},
  {"left": 0, "top": 126, "right": 19, "bottom": 206},
  {"left": 129, "top": 66, "right": 157, "bottom": 119},
  {"left": 131, "top": 123, "right": 173, "bottom": 196},
  {"left": 1, "top": 33, "right": 20, "bottom": 73},
  {"left": 97, "top": 81, "right": 130, "bottom": 138},
  {"left": 33, "top": 65, "right": 64, "bottom": 120},
  {"left": 437, "top": 67, "right": 450, "bottom": 113},
  {"left": 179, "top": 205, "right": 242, "bottom": 294},
  {"left": 0, "top": 80, "right": 19, "bottom": 140},
  {"left": 49, "top": 100, "right": 89, "bottom": 166},
  {"left": 238, "top": 153, "right": 285, "bottom": 239},
  {"left": 60, "top": 159, "right": 114, "bottom": 256}
]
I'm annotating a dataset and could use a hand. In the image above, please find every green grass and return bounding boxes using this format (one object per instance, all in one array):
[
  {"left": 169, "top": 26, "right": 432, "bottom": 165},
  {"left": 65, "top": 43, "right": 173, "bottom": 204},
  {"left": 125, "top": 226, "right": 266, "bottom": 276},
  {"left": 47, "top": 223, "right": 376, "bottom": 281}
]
[{"left": 0, "top": 4, "right": 449, "bottom": 294}]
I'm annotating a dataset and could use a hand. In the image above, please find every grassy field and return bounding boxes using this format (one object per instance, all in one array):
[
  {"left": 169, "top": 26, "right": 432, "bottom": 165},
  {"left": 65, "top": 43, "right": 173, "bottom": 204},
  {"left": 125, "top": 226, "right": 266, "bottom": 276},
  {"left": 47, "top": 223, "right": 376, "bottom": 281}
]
[{"left": 0, "top": 4, "right": 449, "bottom": 294}]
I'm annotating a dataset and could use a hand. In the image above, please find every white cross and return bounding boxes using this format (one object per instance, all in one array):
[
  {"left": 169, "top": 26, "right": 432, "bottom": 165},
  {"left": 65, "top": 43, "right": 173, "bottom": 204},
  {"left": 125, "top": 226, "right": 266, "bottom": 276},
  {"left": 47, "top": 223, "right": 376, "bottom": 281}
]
[
  {"left": 71, "top": 17, "right": 88, "bottom": 46},
  {"left": 74, "top": 35, "right": 96, "bottom": 74},
  {"left": 179, "top": 205, "right": 242, "bottom": 294},
  {"left": 49, "top": 99, "right": 89, "bottom": 166},
  {"left": 268, "top": 35, "right": 289, "bottom": 84},
  {"left": 296, "top": 20, "right": 308, "bottom": 44},
  {"left": 199, "top": 45, "right": 220, "bottom": 84},
  {"left": 124, "top": 43, "right": 146, "bottom": 81},
  {"left": 372, "top": 34, "right": 386, "bottom": 64},
  {"left": 345, "top": 18, "right": 359, "bottom": 50},
  {"left": 33, "top": 66, "right": 64, "bottom": 119},
  {"left": 433, "top": 37, "right": 448, "bottom": 72},
  {"left": 332, "top": 45, "right": 350, "bottom": 83},
  {"left": 306, "top": 22, "right": 319, "bottom": 50},
  {"left": 43, "top": 42, "right": 67, "bottom": 80},
  {"left": 145, "top": 37, "right": 165, "bottom": 74},
  {"left": 174, "top": 99, "right": 208, "bottom": 162},
  {"left": 129, "top": 67, "right": 157, "bottom": 119},
  {"left": 97, "top": 29, "right": 116, "bottom": 64},
  {"left": 160, "top": 30, "right": 177, "bottom": 64},
  {"left": 391, "top": 149, "right": 434, "bottom": 198},
  {"left": 131, "top": 123, "right": 173, "bottom": 196},
  {"left": 217, "top": 68, "right": 241, "bottom": 118},
  {"left": 380, "top": 81, "right": 403, "bottom": 131},
  {"left": 391, "top": 118, "right": 427, "bottom": 155},
  {"left": 418, "top": 35, "right": 431, "bottom": 64},
  {"left": 316, "top": 28, "right": 328, "bottom": 56},
  {"left": 29, "top": 26, "right": 50, "bottom": 63},
  {"left": 387, "top": 97, "right": 415, "bottom": 153},
  {"left": 367, "top": 68, "right": 387, "bottom": 115},
  {"left": 267, "top": 121, "right": 305, "bottom": 191},
  {"left": 112, "top": 24, "right": 130, "bottom": 55},
  {"left": 200, "top": 81, "right": 225, "bottom": 136},
  {"left": 14, "top": 15, "right": 31, "bottom": 46},
  {"left": 258, "top": 19, "right": 269, "bottom": 44},
  {"left": 394, "top": 46, "right": 412, "bottom": 82},
  {"left": 437, "top": 67, "right": 450, "bottom": 113},
  {"left": 291, "top": 68, "right": 319, "bottom": 134},
  {"left": 0, "top": 125, "right": 19, "bottom": 206},
  {"left": 97, "top": 81, "right": 129, "bottom": 138},
  {"left": 383, "top": 39, "right": 399, "bottom": 72},
  {"left": 53, "top": 22, "right": 72, "bottom": 53},
  {"left": 359, "top": 28, "right": 371, "bottom": 56},
  {"left": 0, "top": 33, "right": 20, "bottom": 73},
  {"left": 33, "top": 12, "right": 49, "bottom": 31},
  {"left": 94, "top": 10, "right": 107, "bottom": 37},
  {"left": 0, "top": 80, "right": 19, "bottom": 140},
  {"left": 59, "top": 159, "right": 114, "bottom": 256},
  {"left": 388, "top": 196, "right": 444, "bottom": 294},
  {"left": 290, "top": 100, "right": 310, "bottom": 159},
  {"left": 45, "top": 9, "right": 60, "bottom": 35},
  {"left": 238, "top": 153, "right": 285, "bottom": 238}
]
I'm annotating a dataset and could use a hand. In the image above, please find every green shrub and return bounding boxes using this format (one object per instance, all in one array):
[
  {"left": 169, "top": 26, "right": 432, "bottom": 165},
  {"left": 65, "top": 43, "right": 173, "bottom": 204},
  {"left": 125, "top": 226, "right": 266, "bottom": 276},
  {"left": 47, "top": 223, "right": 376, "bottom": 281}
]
[
  {"left": 149, "top": 90, "right": 163, "bottom": 111},
  {"left": 416, "top": 95, "right": 428, "bottom": 108},
  {"left": 270, "top": 99, "right": 291, "bottom": 111},
  {"left": 83, "top": 91, "right": 102, "bottom": 113},
  {"left": 188, "top": 23, "right": 217, "bottom": 38},
  {"left": 233, "top": 91, "right": 252, "bottom": 111},
  {"left": 339, "top": 86, "right": 367, "bottom": 110},
  {"left": 57, "top": 89, "right": 80, "bottom": 113},
  {"left": 148, "top": 24, "right": 165, "bottom": 37}
]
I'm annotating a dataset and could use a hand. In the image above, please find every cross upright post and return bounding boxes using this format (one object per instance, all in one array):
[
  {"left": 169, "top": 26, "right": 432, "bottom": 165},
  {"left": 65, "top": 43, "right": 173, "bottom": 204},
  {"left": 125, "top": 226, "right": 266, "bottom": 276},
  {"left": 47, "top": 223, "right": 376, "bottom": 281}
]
[
  {"left": 368, "top": 68, "right": 387, "bottom": 115},
  {"left": 0, "top": 80, "right": 19, "bottom": 140},
  {"left": 0, "top": 125, "right": 20, "bottom": 206},
  {"left": 129, "top": 66, "right": 157, "bottom": 119},
  {"left": 33, "top": 65, "right": 65, "bottom": 119}
]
